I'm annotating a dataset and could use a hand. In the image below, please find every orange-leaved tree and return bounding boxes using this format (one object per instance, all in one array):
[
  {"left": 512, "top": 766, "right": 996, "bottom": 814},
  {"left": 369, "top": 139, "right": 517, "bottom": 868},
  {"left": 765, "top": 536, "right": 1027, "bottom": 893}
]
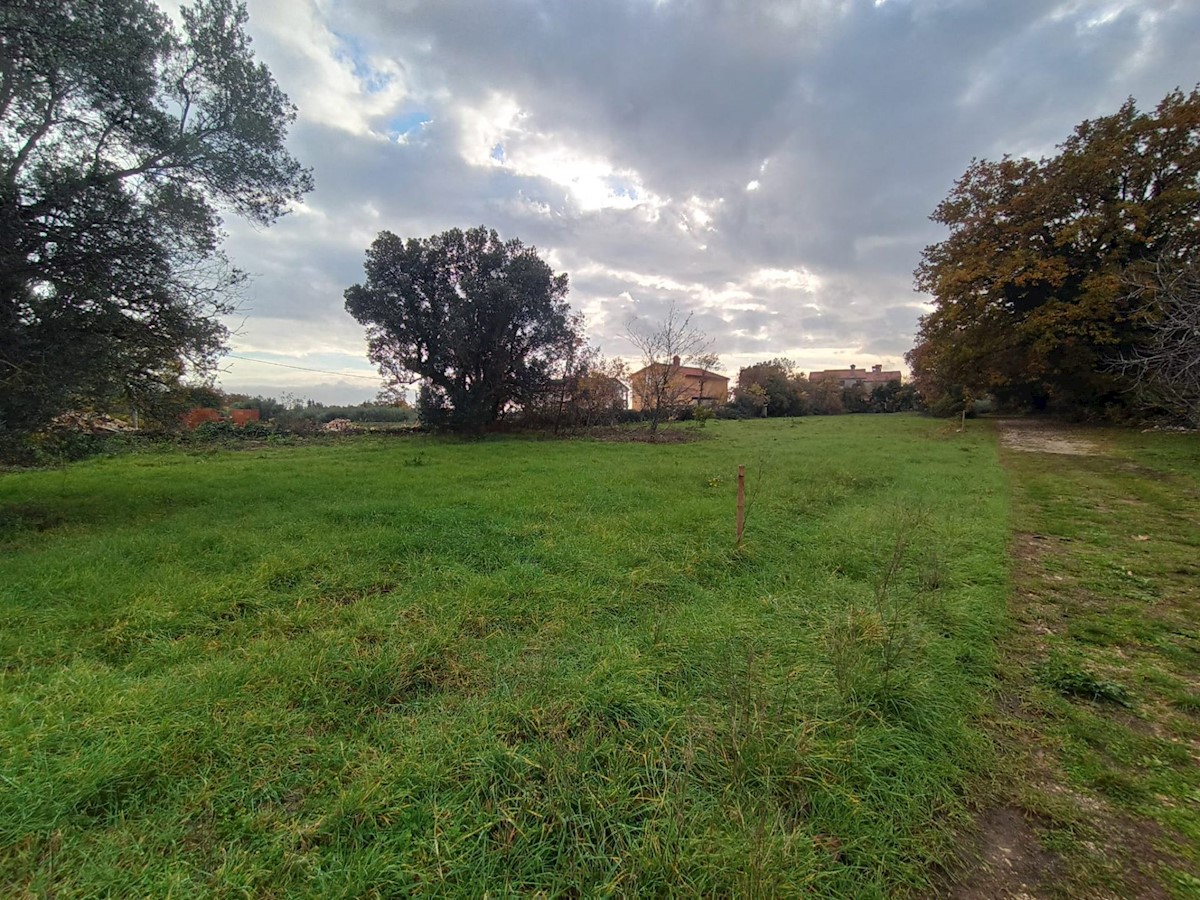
[{"left": 909, "top": 88, "right": 1200, "bottom": 415}]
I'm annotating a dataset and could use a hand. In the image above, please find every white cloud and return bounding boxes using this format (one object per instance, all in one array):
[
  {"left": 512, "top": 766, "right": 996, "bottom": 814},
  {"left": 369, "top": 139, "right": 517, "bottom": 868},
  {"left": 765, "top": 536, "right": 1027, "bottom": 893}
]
[
  {"left": 246, "top": 0, "right": 408, "bottom": 136},
  {"left": 453, "top": 94, "right": 666, "bottom": 213},
  {"left": 748, "top": 268, "right": 822, "bottom": 293}
]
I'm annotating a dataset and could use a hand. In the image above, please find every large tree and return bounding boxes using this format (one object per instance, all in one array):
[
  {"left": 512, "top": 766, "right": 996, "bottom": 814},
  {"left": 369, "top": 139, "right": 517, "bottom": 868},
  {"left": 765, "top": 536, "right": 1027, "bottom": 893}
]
[
  {"left": 910, "top": 88, "right": 1200, "bottom": 414},
  {"left": 0, "top": 0, "right": 312, "bottom": 440},
  {"left": 344, "top": 226, "right": 579, "bottom": 433},
  {"left": 734, "top": 358, "right": 804, "bottom": 417}
]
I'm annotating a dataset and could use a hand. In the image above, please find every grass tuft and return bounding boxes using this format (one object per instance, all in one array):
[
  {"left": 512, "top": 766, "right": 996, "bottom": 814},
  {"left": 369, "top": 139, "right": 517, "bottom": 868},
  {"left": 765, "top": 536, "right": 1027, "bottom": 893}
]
[{"left": 1036, "top": 652, "right": 1134, "bottom": 706}]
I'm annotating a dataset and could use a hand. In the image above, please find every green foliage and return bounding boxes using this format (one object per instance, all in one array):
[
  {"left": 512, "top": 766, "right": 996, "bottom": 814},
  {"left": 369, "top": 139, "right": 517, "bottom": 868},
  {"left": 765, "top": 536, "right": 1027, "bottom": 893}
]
[
  {"left": 0, "top": 417, "right": 1010, "bottom": 896},
  {"left": 730, "top": 362, "right": 917, "bottom": 419},
  {"left": 187, "top": 420, "right": 274, "bottom": 441},
  {"left": 0, "top": 0, "right": 312, "bottom": 439},
  {"left": 344, "top": 227, "right": 578, "bottom": 433},
  {"left": 910, "top": 88, "right": 1200, "bottom": 416},
  {"left": 271, "top": 401, "right": 416, "bottom": 427},
  {"left": 925, "top": 386, "right": 975, "bottom": 420},
  {"left": 735, "top": 359, "right": 804, "bottom": 416}
]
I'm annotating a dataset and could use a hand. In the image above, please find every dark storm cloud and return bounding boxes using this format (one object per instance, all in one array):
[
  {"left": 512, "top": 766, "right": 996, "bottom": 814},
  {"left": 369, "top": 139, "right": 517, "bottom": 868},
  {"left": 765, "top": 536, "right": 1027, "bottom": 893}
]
[{"left": 216, "top": 0, "right": 1200, "bottom": 399}]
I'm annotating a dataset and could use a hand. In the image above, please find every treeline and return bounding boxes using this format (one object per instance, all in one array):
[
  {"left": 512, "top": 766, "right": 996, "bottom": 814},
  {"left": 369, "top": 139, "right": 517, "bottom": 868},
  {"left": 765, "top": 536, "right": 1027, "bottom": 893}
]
[
  {"left": 518, "top": 356, "right": 918, "bottom": 434},
  {"left": 728, "top": 359, "right": 918, "bottom": 417},
  {"left": 224, "top": 393, "right": 416, "bottom": 425},
  {"left": 1, "top": 385, "right": 418, "bottom": 465},
  {"left": 67, "top": 383, "right": 415, "bottom": 434}
]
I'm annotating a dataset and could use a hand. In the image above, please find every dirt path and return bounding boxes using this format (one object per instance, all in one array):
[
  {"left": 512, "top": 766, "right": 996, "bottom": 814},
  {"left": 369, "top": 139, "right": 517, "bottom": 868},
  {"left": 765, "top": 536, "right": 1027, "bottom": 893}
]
[
  {"left": 995, "top": 418, "right": 1105, "bottom": 457},
  {"left": 946, "top": 420, "right": 1200, "bottom": 899}
]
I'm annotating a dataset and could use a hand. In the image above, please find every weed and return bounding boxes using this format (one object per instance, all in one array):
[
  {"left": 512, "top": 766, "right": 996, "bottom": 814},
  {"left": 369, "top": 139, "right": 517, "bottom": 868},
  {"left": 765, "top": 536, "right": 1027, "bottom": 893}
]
[
  {"left": 1036, "top": 652, "right": 1133, "bottom": 706},
  {"left": 919, "top": 550, "right": 943, "bottom": 592},
  {"left": 824, "top": 511, "right": 929, "bottom": 712},
  {"left": 1169, "top": 690, "right": 1200, "bottom": 714}
]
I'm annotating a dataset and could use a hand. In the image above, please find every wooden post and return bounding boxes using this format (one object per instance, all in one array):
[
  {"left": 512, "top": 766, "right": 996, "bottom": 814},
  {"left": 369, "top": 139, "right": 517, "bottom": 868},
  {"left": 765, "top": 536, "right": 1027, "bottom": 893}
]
[{"left": 736, "top": 464, "right": 745, "bottom": 547}]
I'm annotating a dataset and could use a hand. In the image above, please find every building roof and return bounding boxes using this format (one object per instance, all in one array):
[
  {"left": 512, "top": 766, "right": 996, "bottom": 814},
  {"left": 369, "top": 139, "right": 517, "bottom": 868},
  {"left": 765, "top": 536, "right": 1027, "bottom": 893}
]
[
  {"left": 809, "top": 367, "right": 900, "bottom": 383},
  {"left": 630, "top": 362, "right": 728, "bottom": 380},
  {"left": 677, "top": 366, "right": 728, "bottom": 380}
]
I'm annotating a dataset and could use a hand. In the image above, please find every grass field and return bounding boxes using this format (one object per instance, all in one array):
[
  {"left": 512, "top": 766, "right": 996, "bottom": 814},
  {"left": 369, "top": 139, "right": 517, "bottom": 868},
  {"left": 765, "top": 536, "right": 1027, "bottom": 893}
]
[{"left": 2, "top": 417, "right": 1012, "bottom": 896}]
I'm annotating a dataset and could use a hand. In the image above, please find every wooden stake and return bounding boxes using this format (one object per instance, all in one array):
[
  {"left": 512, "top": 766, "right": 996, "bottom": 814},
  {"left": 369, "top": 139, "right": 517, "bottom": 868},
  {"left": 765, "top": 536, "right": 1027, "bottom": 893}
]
[{"left": 736, "top": 464, "right": 745, "bottom": 547}]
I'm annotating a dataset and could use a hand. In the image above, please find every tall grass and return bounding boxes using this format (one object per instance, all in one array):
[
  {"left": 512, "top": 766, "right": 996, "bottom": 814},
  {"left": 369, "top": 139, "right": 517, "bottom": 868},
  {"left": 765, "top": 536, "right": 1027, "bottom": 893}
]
[{"left": 0, "top": 416, "right": 1009, "bottom": 896}]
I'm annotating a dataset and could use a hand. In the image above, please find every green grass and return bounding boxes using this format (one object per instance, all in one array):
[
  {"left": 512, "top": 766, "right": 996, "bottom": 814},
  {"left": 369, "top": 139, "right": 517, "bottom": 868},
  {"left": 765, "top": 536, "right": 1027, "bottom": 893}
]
[
  {"left": 998, "top": 425, "right": 1200, "bottom": 896},
  {"left": 0, "top": 417, "right": 1010, "bottom": 897}
]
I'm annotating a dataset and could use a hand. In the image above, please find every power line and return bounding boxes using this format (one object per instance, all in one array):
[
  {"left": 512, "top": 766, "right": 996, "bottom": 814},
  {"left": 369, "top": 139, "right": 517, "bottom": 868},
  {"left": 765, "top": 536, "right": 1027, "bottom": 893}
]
[{"left": 224, "top": 354, "right": 382, "bottom": 382}]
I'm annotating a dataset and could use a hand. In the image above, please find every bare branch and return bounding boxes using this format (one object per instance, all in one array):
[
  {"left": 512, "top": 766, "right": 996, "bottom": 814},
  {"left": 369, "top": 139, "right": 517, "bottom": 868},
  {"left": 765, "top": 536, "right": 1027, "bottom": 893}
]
[
  {"left": 624, "top": 301, "right": 712, "bottom": 434},
  {"left": 1113, "top": 252, "right": 1200, "bottom": 426}
]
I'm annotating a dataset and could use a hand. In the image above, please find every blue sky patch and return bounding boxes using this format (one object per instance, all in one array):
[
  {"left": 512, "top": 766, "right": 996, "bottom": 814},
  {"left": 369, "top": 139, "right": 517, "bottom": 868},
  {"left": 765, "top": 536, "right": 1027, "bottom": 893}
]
[
  {"left": 389, "top": 111, "right": 432, "bottom": 141},
  {"left": 332, "top": 30, "right": 393, "bottom": 95}
]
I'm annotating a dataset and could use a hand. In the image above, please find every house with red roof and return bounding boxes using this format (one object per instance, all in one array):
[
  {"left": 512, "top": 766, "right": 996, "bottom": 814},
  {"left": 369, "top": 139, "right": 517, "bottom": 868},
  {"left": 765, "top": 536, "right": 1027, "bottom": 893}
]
[
  {"left": 807, "top": 364, "right": 901, "bottom": 390},
  {"left": 629, "top": 355, "right": 730, "bottom": 411}
]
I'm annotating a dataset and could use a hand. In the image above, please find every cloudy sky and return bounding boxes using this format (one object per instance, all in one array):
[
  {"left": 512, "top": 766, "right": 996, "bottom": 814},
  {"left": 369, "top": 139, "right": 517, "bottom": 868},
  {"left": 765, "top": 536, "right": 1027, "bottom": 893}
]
[{"left": 213, "top": 0, "right": 1200, "bottom": 403}]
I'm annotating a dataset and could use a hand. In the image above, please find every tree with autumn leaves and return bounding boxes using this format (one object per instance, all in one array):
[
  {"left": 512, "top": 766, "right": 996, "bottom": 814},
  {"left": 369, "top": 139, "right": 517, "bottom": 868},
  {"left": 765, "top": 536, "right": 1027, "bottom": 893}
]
[{"left": 909, "top": 88, "right": 1200, "bottom": 420}]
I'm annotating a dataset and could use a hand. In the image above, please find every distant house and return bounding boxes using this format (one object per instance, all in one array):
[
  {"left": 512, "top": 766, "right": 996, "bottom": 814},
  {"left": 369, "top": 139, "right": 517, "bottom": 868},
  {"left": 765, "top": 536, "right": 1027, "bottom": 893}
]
[
  {"left": 544, "top": 374, "right": 629, "bottom": 410},
  {"left": 807, "top": 364, "right": 901, "bottom": 390},
  {"left": 578, "top": 374, "right": 630, "bottom": 410},
  {"left": 629, "top": 356, "right": 730, "bottom": 410}
]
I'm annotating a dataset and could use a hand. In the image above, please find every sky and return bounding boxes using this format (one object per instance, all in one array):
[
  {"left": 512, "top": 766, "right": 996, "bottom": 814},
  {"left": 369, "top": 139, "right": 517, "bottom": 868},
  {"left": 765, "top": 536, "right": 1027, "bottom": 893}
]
[{"left": 212, "top": 0, "right": 1200, "bottom": 404}]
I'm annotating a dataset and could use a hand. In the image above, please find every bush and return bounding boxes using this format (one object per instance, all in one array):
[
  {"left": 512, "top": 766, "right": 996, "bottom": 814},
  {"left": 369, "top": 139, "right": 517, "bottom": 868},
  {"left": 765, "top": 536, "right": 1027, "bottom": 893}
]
[
  {"left": 927, "top": 395, "right": 976, "bottom": 419},
  {"left": 189, "top": 420, "right": 239, "bottom": 441},
  {"left": 0, "top": 428, "right": 174, "bottom": 467},
  {"left": 715, "top": 404, "right": 747, "bottom": 420},
  {"left": 613, "top": 409, "right": 653, "bottom": 425},
  {"left": 181, "top": 408, "right": 222, "bottom": 429}
]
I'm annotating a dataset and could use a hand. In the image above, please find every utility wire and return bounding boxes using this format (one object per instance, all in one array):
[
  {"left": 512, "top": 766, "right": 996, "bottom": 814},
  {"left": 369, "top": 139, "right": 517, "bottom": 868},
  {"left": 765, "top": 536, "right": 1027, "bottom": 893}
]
[{"left": 224, "top": 354, "right": 382, "bottom": 382}]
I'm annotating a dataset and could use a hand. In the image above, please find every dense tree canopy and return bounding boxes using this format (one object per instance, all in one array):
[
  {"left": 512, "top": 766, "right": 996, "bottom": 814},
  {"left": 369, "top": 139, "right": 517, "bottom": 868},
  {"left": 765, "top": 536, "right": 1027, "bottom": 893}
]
[
  {"left": 0, "top": 0, "right": 312, "bottom": 440},
  {"left": 344, "top": 226, "right": 578, "bottom": 432},
  {"left": 733, "top": 358, "right": 805, "bottom": 417},
  {"left": 909, "top": 88, "right": 1200, "bottom": 415}
]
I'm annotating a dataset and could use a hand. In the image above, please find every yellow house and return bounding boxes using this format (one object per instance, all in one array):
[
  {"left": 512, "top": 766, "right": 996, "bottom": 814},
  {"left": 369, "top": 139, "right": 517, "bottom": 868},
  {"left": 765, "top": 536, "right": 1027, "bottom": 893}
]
[{"left": 629, "top": 355, "right": 729, "bottom": 411}]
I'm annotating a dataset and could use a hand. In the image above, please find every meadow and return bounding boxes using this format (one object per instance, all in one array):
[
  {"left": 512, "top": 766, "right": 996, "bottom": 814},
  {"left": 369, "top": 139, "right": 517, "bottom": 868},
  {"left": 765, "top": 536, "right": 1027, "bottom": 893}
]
[{"left": 0, "top": 416, "right": 1012, "bottom": 897}]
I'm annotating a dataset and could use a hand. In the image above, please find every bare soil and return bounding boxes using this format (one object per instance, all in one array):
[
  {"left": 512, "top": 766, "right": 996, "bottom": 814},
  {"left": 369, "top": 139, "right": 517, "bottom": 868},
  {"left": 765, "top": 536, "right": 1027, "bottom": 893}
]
[
  {"left": 996, "top": 419, "right": 1104, "bottom": 456},
  {"left": 949, "top": 806, "right": 1063, "bottom": 900}
]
